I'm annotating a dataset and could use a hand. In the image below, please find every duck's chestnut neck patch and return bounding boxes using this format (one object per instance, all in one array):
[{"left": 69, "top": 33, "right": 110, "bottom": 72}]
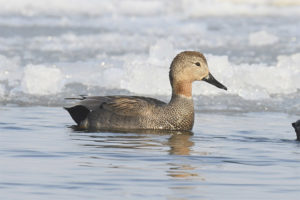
[{"left": 172, "top": 81, "right": 192, "bottom": 98}]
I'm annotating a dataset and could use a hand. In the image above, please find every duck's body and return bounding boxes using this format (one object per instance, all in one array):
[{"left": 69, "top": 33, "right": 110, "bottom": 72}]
[
  {"left": 65, "top": 51, "right": 227, "bottom": 131},
  {"left": 66, "top": 94, "right": 194, "bottom": 130}
]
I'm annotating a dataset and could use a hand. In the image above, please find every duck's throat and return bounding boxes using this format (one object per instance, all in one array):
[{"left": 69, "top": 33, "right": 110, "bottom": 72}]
[{"left": 172, "top": 81, "right": 192, "bottom": 98}]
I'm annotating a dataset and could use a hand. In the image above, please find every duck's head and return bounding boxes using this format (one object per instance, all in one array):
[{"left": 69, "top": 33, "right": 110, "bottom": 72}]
[{"left": 169, "top": 51, "right": 227, "bottom": 96}]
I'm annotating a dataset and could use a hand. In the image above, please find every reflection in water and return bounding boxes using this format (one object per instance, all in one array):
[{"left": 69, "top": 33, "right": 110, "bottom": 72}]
[
  {"left": 167, "top": 164, "right": 199, "bottom": 179},
  {"left": 70, "top": 125, "right": 192, "bottom": 136},
  {"left": 69, "top": 127, "right": 206, "bottom": 198},
  {"left": 167, "top": 133, "right": 194, "bottom": 156},
  {"left": 166, "top": 132, "right": 205, "bottom": 180},
  {"left": 70, "top": 126, "right": 196, "bottom": 156}
]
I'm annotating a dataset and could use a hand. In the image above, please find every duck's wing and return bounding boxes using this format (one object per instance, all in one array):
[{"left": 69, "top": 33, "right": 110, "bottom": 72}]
[
  {"left": 101, "top": 96, "right": 166, "bottom": 116},
  {"left": 64, "top": 95, "right": 166, "bottom": 125}
]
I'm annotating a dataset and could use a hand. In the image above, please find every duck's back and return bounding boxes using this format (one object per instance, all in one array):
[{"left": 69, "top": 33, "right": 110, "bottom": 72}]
[{"left": 65, "top": 95, "right": 167, "bottom": 130}]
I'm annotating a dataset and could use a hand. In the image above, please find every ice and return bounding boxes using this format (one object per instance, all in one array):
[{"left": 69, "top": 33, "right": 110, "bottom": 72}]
[
  {"left": 0, "top": 55, "right": 21, "bottom": 87},
  {"left": 148, "top": 40, "right": 175, "bottom": 64},
  {"left": 0, "top": 84, "right": 5, "bottom": 98},
  {"left": 117, "top": 0, "right": 165, "bottom": 16},
  {"left": 0, "top": 0, "right": 300, "bottom": 17},
  {"left": 0, "top": 0, "right": 114, "bottom": 16},
  {"left": 203, "top": 53, "right": 300, "bottom": 99},
  {"left": 181, "top": 0, "right": 300, "bottom": 17},
  {"left": 249, "top": 31, "right": 279, "bottom": 46},
  {"left": 0, "top": 0, "right": 300, "bottom": 112},
  {"left": 119, "top": 40, "right": 176, "bottom": 95},
  {"left": 21, "top": 64, "right": 63, "bottom": 95},
  {"left": 1, "top": 47, "right": 300, "bottom": 104}
]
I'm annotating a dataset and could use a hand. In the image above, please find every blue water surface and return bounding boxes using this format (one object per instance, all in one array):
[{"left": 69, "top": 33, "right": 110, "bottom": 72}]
[{"left": 1, "top": 106, "right": 300, "bottom": 200}]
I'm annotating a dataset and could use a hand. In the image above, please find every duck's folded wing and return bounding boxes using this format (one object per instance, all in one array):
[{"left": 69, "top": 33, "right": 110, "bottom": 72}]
[
  {"left": 101, "top": 96, "right": 165, "bottom": 116},
  {"left": 64, "top": 96, "right": 166, "bottom": 124}
]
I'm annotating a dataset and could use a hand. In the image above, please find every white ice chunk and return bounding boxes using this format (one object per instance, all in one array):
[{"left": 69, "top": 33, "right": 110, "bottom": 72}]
[
  {"left": 21, "top": 64, "right": 63, "bottom": 95},
  {"left": 197, "top": 52, "right": 300, "bottom": 99},
  {"left": 249, "top": 31, "right": 279, "bottom": 46}
]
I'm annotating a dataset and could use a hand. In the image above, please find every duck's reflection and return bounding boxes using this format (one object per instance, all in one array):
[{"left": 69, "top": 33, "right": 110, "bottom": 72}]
[
  {"left": 70, "top": 126, "right": 194, "bottom": 155},
  {"left": 166, "top": 132, "right": 205, "bottom": 181},
  {"left": 69, "top": 127, "right": 206, "bottom": 197},
  {"left": 167, "top": 132, "right": 194, "bottom": 155}
]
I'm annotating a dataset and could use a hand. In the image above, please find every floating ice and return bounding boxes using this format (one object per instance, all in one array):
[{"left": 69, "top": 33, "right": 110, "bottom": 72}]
[
  {"left": 249, "top": 31, "right": 279, "bottom": 46},
  {"left": 0, "top": 0, "right": 300, "bottom": 113},
  {"left": 21, "top": 64, "right": 63, "bottom": 95},
  {"left": 202, "top": 53, "right": 300, "bottom": 99},
  {"left": 0, "top": 55, "right": 21, "bottom": 87},
  {"left": 0, "top": 0, "right": 300, "bottom": 17},
  {"left": 119, "top": 40, "right": 176, "bottom": 95},
  {"left": 0, "top": 84, "right": 5, "bottom": 98},
  {"left": 1, "top": 49, "right": 300, "bottom": 102}
]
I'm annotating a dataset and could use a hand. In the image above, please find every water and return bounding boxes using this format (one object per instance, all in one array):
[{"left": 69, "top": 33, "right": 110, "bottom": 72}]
[
  {"left": 1, "top": 0, "right": 300, "bottom": 199},
  {"left": 1, "top": 106, "right": 300, "bottom": 200}
]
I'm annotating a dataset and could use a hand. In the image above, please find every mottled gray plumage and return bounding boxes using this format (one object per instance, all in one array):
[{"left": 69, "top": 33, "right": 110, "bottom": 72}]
[{"left": 65, "top": 51, "right": 227, "bottom": 131}]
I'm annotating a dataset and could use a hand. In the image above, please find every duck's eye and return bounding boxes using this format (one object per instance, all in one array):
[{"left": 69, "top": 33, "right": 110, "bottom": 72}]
[{"left": 195, "top": 62, "right": 201, "bottom": 66}]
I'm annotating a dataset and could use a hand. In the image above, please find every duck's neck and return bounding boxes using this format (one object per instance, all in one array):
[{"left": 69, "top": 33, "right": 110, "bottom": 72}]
[
  {"left": 168, "top": 82, "right": 195, "bottom": 130},
  {"left": 171, "top": 81, "right": 192, "bottom": 98},
  {"left": 169, "top": 81, "right": 194, "bottom": 106}
]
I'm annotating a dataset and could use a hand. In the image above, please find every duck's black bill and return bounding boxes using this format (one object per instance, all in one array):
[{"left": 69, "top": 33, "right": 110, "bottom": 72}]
[{"left": 203, "top": 73, "right": 227, "bottom": 90}]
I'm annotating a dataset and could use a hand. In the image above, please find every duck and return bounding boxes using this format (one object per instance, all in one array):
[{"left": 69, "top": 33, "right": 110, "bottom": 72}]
[
  {"left": 65, "top": 51, "right": 227, "bottom": 131},
  {"left": 292, "top": 120, "right": 300, "bottom": 140}
]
